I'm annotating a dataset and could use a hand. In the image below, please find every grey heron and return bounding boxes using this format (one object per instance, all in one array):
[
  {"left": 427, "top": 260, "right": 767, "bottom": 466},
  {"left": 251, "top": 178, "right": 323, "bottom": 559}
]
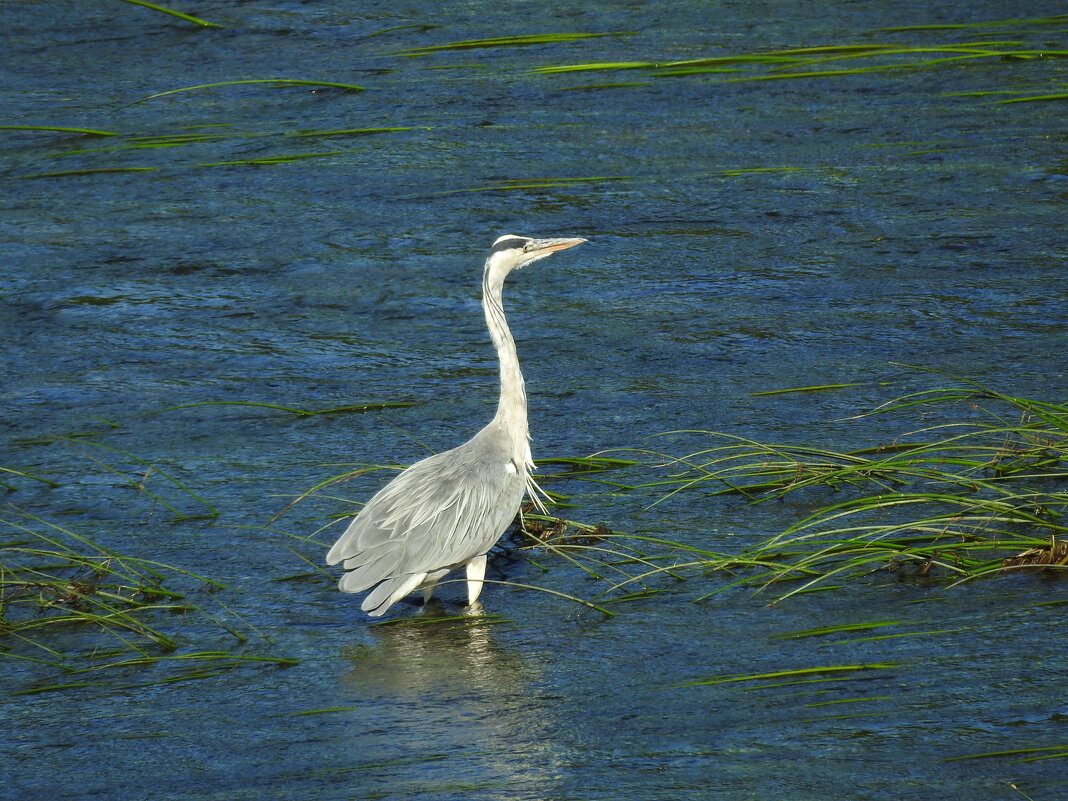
[{"left": 326, "top": 234, "right": 587, "bottom": 616}]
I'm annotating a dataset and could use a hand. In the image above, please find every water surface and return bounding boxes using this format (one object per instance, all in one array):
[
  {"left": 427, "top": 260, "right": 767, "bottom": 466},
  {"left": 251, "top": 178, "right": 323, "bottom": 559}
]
[{"left": 2, "top": 2, "right": 1067, "bottom": 799}]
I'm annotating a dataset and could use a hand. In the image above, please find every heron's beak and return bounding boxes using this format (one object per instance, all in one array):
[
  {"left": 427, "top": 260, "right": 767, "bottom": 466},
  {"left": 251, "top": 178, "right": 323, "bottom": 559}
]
[
  {"left": 527, "top": 237, "right": 587, "bottom": 255},
  {"left": 518, "top": 237, "right": 587, "bottom": 268}
]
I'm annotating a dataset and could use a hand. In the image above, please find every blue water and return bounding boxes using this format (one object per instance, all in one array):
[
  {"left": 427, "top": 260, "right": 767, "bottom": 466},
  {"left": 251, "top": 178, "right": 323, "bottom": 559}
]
[{"left": 3, "top": 2, "right": 1067, "bottom": 799}]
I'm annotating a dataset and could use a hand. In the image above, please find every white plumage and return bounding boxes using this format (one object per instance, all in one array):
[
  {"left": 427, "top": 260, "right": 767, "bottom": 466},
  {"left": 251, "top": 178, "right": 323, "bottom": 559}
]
[{"left": 326, "top": 234, "right": 586, "bottom": 616}]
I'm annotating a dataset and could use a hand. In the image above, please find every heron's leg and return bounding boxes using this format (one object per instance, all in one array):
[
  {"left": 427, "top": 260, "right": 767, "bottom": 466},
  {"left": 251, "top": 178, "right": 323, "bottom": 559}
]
[
  {"left": 418, "top": 569, "right": 449, "bottom": 605},
  {"left": 461, "top": 601, "right": 486, "bottom": 618},
  {"left": 465, "top": 554, "right": 487, "bottom": 605},
  {"left": 421, "top": 581, "right": 437, "bottom": 605}
]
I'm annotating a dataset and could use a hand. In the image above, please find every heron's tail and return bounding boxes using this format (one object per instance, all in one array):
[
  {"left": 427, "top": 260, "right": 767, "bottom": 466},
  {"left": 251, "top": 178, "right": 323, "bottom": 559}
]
[{"left": 360, "top": 572, "right": 427, "bottom": 617}]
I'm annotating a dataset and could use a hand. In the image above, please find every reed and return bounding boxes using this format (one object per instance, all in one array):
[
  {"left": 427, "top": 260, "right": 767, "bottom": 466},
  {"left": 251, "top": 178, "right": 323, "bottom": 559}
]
[{"left": 613, "top": 375, "right": 1067, "bottom": 602}]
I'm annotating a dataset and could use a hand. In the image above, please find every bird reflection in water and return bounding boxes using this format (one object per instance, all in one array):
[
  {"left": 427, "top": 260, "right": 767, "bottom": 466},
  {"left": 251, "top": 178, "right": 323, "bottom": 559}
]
[
  {"left": 338, "top": 604, "right": 564, "bottom": 796},
  {"left": 343, "top": 602, "right": 508, "bottom": 695}
]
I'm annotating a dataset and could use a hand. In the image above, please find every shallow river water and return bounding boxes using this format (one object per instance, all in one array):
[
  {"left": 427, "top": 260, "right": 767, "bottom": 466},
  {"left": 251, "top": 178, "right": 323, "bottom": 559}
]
[{"left": 2, "top": 2, "right": 1067, "bottom": 800}]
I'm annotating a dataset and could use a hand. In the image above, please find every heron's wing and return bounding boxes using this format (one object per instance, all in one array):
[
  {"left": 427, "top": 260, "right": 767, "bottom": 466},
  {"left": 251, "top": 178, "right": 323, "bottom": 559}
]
[{"left": 326, "top": 439, "right": 525, "bottom": 597}]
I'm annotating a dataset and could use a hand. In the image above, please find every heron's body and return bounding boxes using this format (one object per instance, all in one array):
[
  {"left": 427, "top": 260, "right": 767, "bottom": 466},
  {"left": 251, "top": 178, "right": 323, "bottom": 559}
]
[{"left": 326, "top": 234, "right": 586, "bottom": 616}]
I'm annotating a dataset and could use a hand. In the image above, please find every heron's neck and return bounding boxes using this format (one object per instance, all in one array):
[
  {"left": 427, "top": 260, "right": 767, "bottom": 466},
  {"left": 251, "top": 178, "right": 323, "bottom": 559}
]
[{"left": 482, "top": 269, "right": 529, "bottom": 459}]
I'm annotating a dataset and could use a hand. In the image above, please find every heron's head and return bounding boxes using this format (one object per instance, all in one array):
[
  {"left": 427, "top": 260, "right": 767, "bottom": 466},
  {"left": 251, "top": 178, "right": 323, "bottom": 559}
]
[{"left": 485, "top": 234, "right": 587, "bottom": 277}]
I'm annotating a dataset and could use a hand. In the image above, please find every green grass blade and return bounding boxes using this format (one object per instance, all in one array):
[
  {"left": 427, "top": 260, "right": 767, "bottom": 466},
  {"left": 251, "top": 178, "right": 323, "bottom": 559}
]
[
  {"left": 997, "top": 92, "right": 1068, "bottom": 103},
  {"left": 945, "top": 744, "right": 1068, "bottom": 761},
  {"left": 125, "top": 79, "right": 366, "bottom": 107},
  {"left": 395, "top": 31, "right": 633, "bottom": 55},
  {"left": 0, "top": 125, "right": 118, "bottom": 136},
  {"left": 118, "top": 0, "right": 223, "bottom": 27},
  {"left": 676, "top": 663, "right": 903, "bottom": 687}
]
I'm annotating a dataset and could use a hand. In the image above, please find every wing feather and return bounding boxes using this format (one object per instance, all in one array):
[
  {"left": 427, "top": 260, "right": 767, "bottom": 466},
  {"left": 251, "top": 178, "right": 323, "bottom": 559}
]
[
  {"left": 362, "top": 572, "right": 427, "bottom": 616},
  {"left": 338, "top": 550, "right": 404, "bottom": 594},
  {"left": 326, "top": 428, "right": 526, "bottom": 613}
]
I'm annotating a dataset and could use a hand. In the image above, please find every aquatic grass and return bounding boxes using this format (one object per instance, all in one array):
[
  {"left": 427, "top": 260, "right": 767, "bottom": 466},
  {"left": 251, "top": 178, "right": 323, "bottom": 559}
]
[
  {"left": 826, "top": 629, "right": 955, "bottom": 645},
  {"left": 997, "top": 92, "right": 1068, "bottom": 103},
  {"left": 64, "top": 650, "right": 298, "bottom": 673},
  {"left": 720, "top": 166, "right": 804, "bottom": 177},
  {"left": 49, "top": 127, "right": 417, "bottom": 158},
  {"left": 771, "top": 621, "right": 905, "bottom": 639},
  {"left": 54, "top": 437, "right": 220, "bottom": 521},
  {"left": 557, "top": 81, "right": 654, "bottom": 91},
  {"left": 534, "top": 455, "right": 638, "bottom": 478},
  {"left": 675, "top": 662, "right": 902, "bottom": 688},
  {"left": 11, "top": 651, "right": 299, "bottom": 695},
  {"left": 750, "top": 383, "right": 863, "bottom": 396},
  {"left": 8, "top": 122, "right": 418, "bottom": 180},
  {"left": 268, "top": 707, "right": 360, "bottom": 717},
  {"left": 0, "top": 510, "right": 255, "bottom": 672},
  {"left": 363, "top": 24, "right": 441, "bottom": 40},
  {"left": 271, "top": 465, "right": 399, "bottom": 525},
  {"left": 0, "top": 125, "right": 118, "bottom": 137},
  {"left": 13, "top": 167, "right": 158, "bottom": 180},
  {"left": 803, "top": 695, "right": 892, "bottom": 708},
  {"left": 759, "top": 45, "right": 1067, "bottom": 73},
  {"left": 619, "top": 377, "right": 1068, "bottom": 602},
  {"left": 876, "top": 14, "right": 1068, "bottom": 32},
  {"left": 1, "top": 508, "right": 297, "bottom": 692},
  {"left": 418, "top": 175, "right": 630, "bottom": 197},
  {"left": 145, "top": 399, "right": 421, "bottom": 419},
  {"left": 0, "top": 465, "right": 60, "bottom": 490},
  {"left": 453, "top": 577, "right": 616, "bottom": 616},
  {"left": 298, "top": 752, "right": 452, "bottom": 779},
  {"left": 124, "top": 78, "right": 366, "bottom": 107},
  {"left": 194, "top": 152, "right": 346, "bottom": 167},
  {"left": 393, "top": 32, "right": 633, "bottom": 56},
  {"left": 534, "top": 18, "right": 1066, "bottom": 95},
  {"left": 292, "top": 126, "right": 418, "bottom": 139},
  {"left": 534, "top": 58, "right": 776, "bottom": 75},
  {"left": 118, "top": 0, "right": 223, "bottom": 28},
  {"left": 945, "top": 744, "right": 1068, "bottom": 763},
  {"left": 520, "top": 526, "right": 688, "bottom": 589}
]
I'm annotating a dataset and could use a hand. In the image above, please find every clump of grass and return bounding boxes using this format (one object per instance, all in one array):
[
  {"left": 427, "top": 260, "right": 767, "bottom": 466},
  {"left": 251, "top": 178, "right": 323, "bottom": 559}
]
[
  {"left": 0, "top": 509, "right": 224, "bottom": 666},
  {"left": 533, "top": 14, "right": 1068, "bottom": 92},
  {"left": 633, "top": 376, "right": 1067, "bottom": 602},
  {"left": 14, "top": 434, "right": 221, "bottom": 521},
  {"left": 0, "top": 507, "right": 298, "bottom": 693},
  {"left": 534, "top": 43, "right": 1068, "bottom": 81},
  {"left": 6, "top": 118, "right": 416, "bottom": 180}
]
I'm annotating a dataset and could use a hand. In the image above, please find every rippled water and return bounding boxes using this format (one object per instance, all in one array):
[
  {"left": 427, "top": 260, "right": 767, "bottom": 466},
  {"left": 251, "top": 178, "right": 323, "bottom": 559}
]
[{"left": 3, "top": 2, "right": 1067, "bottom": 799}]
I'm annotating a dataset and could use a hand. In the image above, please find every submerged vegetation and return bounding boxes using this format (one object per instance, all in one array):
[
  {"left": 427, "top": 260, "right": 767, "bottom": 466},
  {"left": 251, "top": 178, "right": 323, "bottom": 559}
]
[
  {"left": 118, "top": 0, "right": 223, "bottom": 29},
  {"left": 4, "top": 10, "right": 1064, "bottom": 182},
  {"left": 536, "top": 40, "right": 1068, "bottom": 91},
  {"left": 560, "top": 378, "right": 1068, "bottom": 605},
  {"left": 0, "top": 507, "right": 298, "bottom": 689},
  {"left": 533, "top": 14, "right": 1068, "bottom": 96}
]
